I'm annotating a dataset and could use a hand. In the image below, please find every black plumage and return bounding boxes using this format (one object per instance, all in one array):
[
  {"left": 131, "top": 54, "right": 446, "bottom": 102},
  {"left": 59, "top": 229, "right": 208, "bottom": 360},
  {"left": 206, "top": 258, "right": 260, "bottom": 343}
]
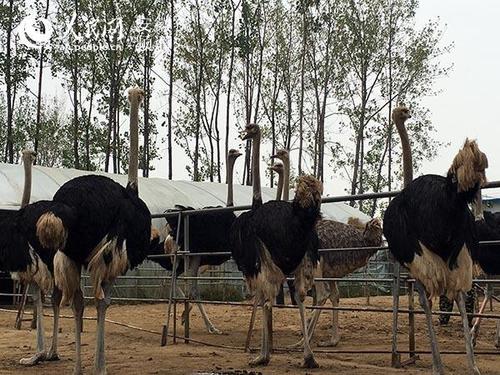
[
  {"left": 0, "top": 201, "right": 75, "bottom": 274},
  {"left": 163, "top": 205, "right": 234, "bottom": 266},
  {"left": 230, "top": 200, "right": 319, "bottom": 278},
  {"left": 50, "top": 175, "right": 150, "bottom": 271},
  {"left": 472, "top": 211, "right": 500, "bottom": 276},
  {"left": 383, "top": 173, "right": 478, "bottom": 270}
]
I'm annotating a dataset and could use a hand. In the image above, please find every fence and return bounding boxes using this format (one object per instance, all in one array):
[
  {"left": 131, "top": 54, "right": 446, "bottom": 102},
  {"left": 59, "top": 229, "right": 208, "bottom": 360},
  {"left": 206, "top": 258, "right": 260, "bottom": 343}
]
[{"left": 1, "top": 181, "right": 500, "bottom": 368}]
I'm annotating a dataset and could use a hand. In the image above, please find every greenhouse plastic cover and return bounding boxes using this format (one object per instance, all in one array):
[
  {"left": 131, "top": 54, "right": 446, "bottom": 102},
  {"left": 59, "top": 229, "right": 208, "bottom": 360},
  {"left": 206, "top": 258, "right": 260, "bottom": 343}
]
[{"left": 0, "top": 162, "right": 370, "bottom": 231}]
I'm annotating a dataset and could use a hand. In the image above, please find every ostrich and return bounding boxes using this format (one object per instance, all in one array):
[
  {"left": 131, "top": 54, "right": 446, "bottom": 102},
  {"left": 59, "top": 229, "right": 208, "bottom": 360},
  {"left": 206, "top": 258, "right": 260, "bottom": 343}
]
[
  {"left": 269, "top": 149, "right": 384, "bottom": 347},
  {"left": 229, "top": 123, "right": 323, "bottom": 368},
  {"left": 465, "top": 209, "right": 500, "bottom": 345},
  {"left": 36, "top": 87, "right": 151, "bottom": 375},
  {"left": 269, "top": 162, "right": 284, "bottom": 201},
  {"left": 148, "top": 148, "right": 242, "bottom": 334},
  {"left": 0, "top": 150, "right": 67, "bottom": 365},
  {"left": 383, "top": 105, "right": 486, "bottom": 375},
  {"left": 293, "top": 218, "right": 383, "bottom": 347}
]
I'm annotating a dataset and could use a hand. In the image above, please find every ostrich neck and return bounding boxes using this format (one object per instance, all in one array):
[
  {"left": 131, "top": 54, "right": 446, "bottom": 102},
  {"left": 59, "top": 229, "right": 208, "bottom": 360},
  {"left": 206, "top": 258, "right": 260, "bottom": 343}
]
[
  {"left": 21, "top": 157, "right": 32, "bottom": 208},
  {"left": 226, "top": 158, "right": 236, "bottom": 207},
  {"left": 275, "top": 172, "right": 284, "bottom": 200},
  {"left": 394, "top": 119, "right": 413, "bottom": 187},
  {"left": 252, "top": 133, "right": 262, "bottom": 208},
  {"left": 283, "top": 158, "right": 290, "bottom": 201},
  {"left": 128, "top": 98, "right": 140, "bottom": 191}
]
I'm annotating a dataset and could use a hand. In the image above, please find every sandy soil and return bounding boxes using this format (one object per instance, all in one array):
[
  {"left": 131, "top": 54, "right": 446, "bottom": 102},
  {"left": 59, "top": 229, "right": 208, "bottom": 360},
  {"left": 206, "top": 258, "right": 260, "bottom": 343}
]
[{"left": 0, "top": 296, "right": 499, "bottom": 374}]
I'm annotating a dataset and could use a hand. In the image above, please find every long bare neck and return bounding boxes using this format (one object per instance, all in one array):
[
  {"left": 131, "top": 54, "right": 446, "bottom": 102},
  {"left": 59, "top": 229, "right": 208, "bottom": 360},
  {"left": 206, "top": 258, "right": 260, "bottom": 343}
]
[
  {"left": 275, "top": 171, "right": 284, "bottom": 200},
  {"left": 128, "top": 97, "right": 140, "bottom": 191},
  {"left": 226, "top": 158, "right": 236, "bottom": 207},
  {"left": 21, "top": 157, "right": 33, "bottom": 208},
  {"left": 252, "top": 133, "right": 262, "bottom": 208},
  {"left": 283, "top": 158, "right": 290, "bottom": 201},
  {"left": 394, "top": 118, "right": 413, "bottom": 187}
]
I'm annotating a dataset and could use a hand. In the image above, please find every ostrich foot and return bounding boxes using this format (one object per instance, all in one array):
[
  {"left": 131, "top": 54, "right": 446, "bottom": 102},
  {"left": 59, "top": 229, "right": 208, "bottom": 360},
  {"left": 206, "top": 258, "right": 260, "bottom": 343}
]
[
  {"left": 249, "top": 354, "right": 270, "bottom": 367},
  {"left": 318, "top": 335, "right": 341, "bottom": 347},
  {"left": 303, "top": 354, "right": 319, "bottom": 369},
  {"left": 471, "top": 366, "right": 481, "bottom": 375},
  {"left": 207, "top": 325, "right": 223, "bottom": 335},
  {"left": 19, "top": 351, "right": 46, "bottom": 366},
  {"left": 45, "top": 349, "right": 60, "bottom": 361}
]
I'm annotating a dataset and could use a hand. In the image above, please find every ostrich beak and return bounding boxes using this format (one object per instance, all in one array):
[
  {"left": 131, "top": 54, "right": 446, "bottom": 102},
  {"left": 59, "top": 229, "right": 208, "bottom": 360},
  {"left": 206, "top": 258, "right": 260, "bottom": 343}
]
[{"left": 240, "top": 130, "right": 250, "bottom": 140}]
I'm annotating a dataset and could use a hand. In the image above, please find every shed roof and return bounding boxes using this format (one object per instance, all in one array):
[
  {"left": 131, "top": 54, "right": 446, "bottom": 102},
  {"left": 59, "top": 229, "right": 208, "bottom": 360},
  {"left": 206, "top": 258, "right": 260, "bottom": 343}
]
[{"left": 0, "top": 163, "right": 370, "bottom": 230}]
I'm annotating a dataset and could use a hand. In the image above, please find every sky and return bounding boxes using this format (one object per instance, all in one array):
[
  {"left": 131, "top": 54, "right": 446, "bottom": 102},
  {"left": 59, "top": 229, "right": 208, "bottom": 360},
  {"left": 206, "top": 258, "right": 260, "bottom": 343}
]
[
  {"left": 20, "top": 0, "right": 500, "bottom": 198},
  {"left": 416, "top": 0, "right": 500, "bottom": 196}
]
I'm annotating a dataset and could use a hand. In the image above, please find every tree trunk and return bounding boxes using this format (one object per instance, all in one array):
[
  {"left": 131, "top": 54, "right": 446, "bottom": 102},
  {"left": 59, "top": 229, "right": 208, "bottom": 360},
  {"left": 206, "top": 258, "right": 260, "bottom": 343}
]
[
  {"left": 167, "top": 0, "right": 175, "bottom": 180},
  {"left": 34, "top": 0, "right": 50, "bottom": 159},
  {"left": 4, "top": 0, "right": 14, "bottom": 163},
  {"left": 193, "top": 0, "right": 204, "bottom": 181},
  {"left": 72, "top": 0, "right": 80, "bottom": 169}
]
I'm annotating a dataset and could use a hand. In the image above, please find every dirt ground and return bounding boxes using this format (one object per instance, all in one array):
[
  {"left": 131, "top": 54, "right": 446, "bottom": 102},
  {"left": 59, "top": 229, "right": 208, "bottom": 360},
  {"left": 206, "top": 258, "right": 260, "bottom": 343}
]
[{"left": 0, "top": 296, "right": 499, "bottom": 374}]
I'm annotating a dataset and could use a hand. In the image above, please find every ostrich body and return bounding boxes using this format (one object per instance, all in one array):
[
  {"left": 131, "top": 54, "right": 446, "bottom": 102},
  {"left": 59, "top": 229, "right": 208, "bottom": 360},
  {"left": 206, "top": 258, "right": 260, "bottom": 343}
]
[
  {"left": 0, "top": 151, "right": 67, "bottom": 365},
  {"left": 229, "top": 124, "right": 323, "bottom": 368},
  {"left": 148, "top": 149, "right": 242, "bottom": 334},
  {"left": 383, "top": 106, "right": 486, "bottom": 375},
  {"left": 297, "top": 218, "right": 383, "bottom": 347},
  {"left": 36, "top": 88, "right": 151, "bottom": 375}
]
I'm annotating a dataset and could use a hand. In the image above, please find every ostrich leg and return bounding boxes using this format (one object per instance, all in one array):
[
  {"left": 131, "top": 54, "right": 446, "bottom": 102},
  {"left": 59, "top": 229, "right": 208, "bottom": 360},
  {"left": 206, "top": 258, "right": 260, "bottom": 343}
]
[
  {"left": 72, "top": 289, "right": 84, "bottom": 375},
  {"left": 94, "top": 282, "right": 112, "bottom": 375},
  {"left": 495, "top": 321, "right": 500, "bottom": 348},
  {"left": 249, "top": 300, "right": 271, "bottom": 366},
  {"left": 19, "top": 284, "right": 47, "bottom": 365},
  {"left": 414, "top": 281, "right": 444, "bottom": 375},
  {"left": 319, "top": 281, "right": 341, "bottom": 347},
  {"left": 183, "top": 257, "right": 222, "bottom": 335},
  {"left": 456, "top": 292, "right": 481, "bottom": 375},
  {"left": 296, "top": 290, "right": 319, "bottom": 368},
  {"left": 46, "top": 287, "right": 62, "bottom": 361},
  {"left": 289, "top": 280, "right": 329, "bottom": 348}
]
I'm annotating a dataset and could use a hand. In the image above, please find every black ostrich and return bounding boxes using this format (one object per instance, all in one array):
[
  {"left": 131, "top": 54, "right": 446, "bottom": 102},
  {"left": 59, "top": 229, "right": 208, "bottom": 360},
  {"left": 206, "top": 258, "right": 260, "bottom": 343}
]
[
  {"left": 229, "top": 123, "right": 323, "bottom": 368},
  {"left": 466, "top": 209, "right": 500, "bottom": 345},
  {"left": 148, "top": 148, "right": 242, "bottom": 334},
  {"left": 383, "top": 106, "right": 486, "bottom": 375},
  {"left": 0, "top": 150, "right": 69, "bottom": 366},
  {"left": 36, "top": 87, "right": 151, "bottom": 375}
]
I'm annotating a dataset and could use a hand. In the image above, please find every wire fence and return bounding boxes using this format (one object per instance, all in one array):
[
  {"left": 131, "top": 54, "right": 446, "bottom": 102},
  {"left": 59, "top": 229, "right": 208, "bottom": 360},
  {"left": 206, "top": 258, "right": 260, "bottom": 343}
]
[{"left": 1, "top": 181, "right": 500, "bottom": 365}]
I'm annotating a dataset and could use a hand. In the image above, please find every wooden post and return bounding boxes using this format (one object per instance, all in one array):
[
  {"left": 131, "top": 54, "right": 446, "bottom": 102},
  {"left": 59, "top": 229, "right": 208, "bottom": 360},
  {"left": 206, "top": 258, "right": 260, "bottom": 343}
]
[{"left": 183, "top": 215, "right": 190, "bottom": 344}]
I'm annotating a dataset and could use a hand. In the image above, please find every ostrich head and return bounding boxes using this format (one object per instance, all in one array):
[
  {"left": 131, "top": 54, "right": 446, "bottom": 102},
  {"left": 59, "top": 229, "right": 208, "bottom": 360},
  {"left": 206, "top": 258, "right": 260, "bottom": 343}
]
[
  {"left": 241, "top": 123, "right": 260, "bottom": 140},
  {"left": 392, "top": 105, "right": 411, "bottom": 124},
  {"left": 294, "top": 175, "right": 323, "bottom": 209},
  {"left": 227, "top": 148, "right": 242, "bottom": 161},
  {"left": 127, "top": 87, "right": 145, "bottom": 106},
  {"left": 21, "top": 150, "right": 36, "bottom": 164},
  {"left": 363, "top": 218, "right": 383, "bottom": 246},
  {"left": 268, "top": 162, "right": 284, "bottom": 174},
  {"left": 448, "top": 139, "right": 488, "bottom": 193},
  {"left": 270, "top": 149, "right": 289, "bottom": 163}
]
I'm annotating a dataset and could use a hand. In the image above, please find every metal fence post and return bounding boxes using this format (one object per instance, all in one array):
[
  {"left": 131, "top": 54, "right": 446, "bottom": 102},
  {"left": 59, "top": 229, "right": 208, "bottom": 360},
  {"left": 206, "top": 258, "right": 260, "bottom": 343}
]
[
  {"left": 184, "top": 214, "right": 190, "bottom": 343},
  {"left": 161, "top": 212, "right": 182, "bottom": 346},
  {"left": 391, "top": 261, "right": 401, "bottom": 367}
]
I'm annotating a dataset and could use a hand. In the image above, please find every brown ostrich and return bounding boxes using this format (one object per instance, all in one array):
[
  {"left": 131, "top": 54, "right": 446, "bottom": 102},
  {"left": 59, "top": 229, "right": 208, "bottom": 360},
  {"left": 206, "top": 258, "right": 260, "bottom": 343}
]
[
  {"left": 298, "top": 218, "right": 383, "bottom": 347},
  {"left": 269, "top": 162, "right": 285, "bottom": 201}
]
